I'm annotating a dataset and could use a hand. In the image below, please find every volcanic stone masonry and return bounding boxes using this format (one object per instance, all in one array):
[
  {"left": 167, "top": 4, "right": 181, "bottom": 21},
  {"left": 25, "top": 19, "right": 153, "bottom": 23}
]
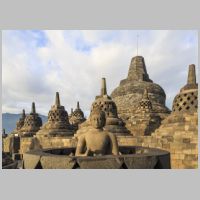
[
  {"left": 20, "top": 102, "right": 42, "bottom": 137},
  {"left": 16, "top": 109, "right": 26, "bottom": 131},
  {"left": 2, "top": 103, "right": 42, "bottom": 156},
  {"left": 36, "top": 92, "right": 74, "bottom": 137},
  {"left": 149, "top": 64, "right": 198, "bottom": 168},
  {"left": 127, "top": 88, "right": 162, "bottom": 136},
  {"left": 117, "top": 64, "right": 198, "bottom": 169},
  {"left": 2, "top": 55, "right": 198, "bottom": 169},
  {"left": 69, "top": 101, "right": 86, "bottom": 130},
  {"left": 76, "top": 78, "right": 130, "bottom": 137},
  {"left": 111, "top": 55, "right": 171, "bottom": 135}
]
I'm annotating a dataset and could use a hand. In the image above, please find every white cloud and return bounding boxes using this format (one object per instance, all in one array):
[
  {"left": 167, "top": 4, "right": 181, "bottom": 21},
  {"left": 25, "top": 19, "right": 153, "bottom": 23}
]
[{"left": 2, "top": 30, "right": 198, "bottom": 116}]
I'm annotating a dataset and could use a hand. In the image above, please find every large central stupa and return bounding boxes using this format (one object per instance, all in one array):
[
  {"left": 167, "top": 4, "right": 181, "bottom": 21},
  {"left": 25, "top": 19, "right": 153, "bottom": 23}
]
[{"left": 111, "top": 55, "right": 171, "bottom": 123}]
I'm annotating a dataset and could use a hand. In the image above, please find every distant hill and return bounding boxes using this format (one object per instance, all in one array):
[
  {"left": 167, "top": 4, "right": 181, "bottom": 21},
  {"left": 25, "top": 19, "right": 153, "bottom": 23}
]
[{"left": 2, "top": 113, "right": 48, "bottom": 134}]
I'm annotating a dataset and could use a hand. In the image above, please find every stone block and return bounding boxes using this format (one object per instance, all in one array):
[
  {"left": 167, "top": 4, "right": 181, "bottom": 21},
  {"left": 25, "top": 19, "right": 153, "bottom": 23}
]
[
  {"left": 23, "top": 153, "right": 41, "bottom": 169},
  {"left": 123, "top": 155, "right": 158, "bottom": 169},
  {"left": 77, "top": 156, "right": 123, "bottom": 169},
  {"left": 40, "top": 155, "right": 76, "bottom": 169}
]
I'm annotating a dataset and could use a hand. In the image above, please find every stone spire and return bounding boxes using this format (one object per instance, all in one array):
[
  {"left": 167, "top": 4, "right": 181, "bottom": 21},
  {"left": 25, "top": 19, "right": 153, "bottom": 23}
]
[
  {"left": 71, "top": 108, "right": 73, "bottom": 114},
  {"left": 127, "top": 56, "right": 152, "bottom": 82},
  {"left": 181, "top": 64, "right": 198, "bottom": 92},
  {"left": 77, "top": 101, "right": 80, "bottom": 109},
  {"left": 101, "top": 78, "right": 107, "bottom": 96},
  {"left": 55, "top": 92, "right": 60, "bottom": 106},
  {"left": 173, "top": 64, "right": 198, "bottom": 113},
  {"left": 187, "top": 64, "right": 196, "bottom": 85},
  {"left": 31, "top": 102, "right": 36, "bottom": 114},
  {"left": 22, "top": 109, "right": 26, "bottom": 118}
]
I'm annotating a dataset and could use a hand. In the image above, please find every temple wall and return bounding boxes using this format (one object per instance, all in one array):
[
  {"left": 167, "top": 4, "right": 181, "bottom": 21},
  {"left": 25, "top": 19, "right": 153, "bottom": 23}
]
[
  {"left": 118, "top": 113, "right": 198, "bottom": 169},
  {"left": 3, "top": 136, "right": 20, "bottom": 154},
  {"left": 20, "top": 136, "right": 77, "bottom": 154}
]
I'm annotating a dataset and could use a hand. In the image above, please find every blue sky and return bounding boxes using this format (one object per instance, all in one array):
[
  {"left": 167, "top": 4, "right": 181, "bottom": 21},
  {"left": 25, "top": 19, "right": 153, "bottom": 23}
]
[{"left": 2, "top": 30, "right": 198, "bottom": 116}]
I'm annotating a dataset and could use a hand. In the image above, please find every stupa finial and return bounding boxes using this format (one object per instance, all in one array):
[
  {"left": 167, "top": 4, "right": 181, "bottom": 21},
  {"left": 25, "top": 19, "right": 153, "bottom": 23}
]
[
  {"left": 31, "top": 102, "right": 36, "bottom": 114},
  {"left": 55, "top": 92, "right": 60, "bottom": 106},
  {"left": 77, "top": 101, "right": 80, "bottom": 109},
  {"left": 187, "top": 64, "right": 196, "bottom": 85},
  {"left": 71, "top": 108, "right": 73, "bottom": 114},
  {"left": 22, "top": 109, "right": 26, "bottom": 118},
  {"left": 101, "top": 78, "right": 107, "bottom": 96}
]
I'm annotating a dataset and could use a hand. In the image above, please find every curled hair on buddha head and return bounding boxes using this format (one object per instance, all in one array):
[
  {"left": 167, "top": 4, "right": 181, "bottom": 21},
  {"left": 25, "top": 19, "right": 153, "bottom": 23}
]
[{"left": 90, "top": 107, "right": 106, "bottom": 127}]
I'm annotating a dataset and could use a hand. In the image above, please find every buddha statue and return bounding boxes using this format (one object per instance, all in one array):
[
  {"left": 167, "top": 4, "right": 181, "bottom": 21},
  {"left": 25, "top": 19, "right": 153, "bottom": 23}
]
[
  {"left": 77, "top": 78, "right": 129, "bottom": 136},
  {"left": 75, "top": 108, "right": 119, "bottom": 156}
]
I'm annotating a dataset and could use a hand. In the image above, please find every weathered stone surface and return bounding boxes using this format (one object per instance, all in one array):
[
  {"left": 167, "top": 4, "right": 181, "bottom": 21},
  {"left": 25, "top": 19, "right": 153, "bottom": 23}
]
[
  {"left": 22, "top": 147, "right": 170, "bottom": 169},
  {"left": 127, "top": 89, "right": 162, "bottom": 136},
  {"left": 122, "top": 64, "right": 198, "bottom": 169},
  {"left": 77, "top": 156, "right": 123, "bottom": 169},
  {"left": 2, "top": 152, "right": 18, "bottom": 169},
  {"left": 40, "top": 155, "right": 76, "bottom": 169},
  {"left": 69, "top": 101, "right": 86, "bottom": 130},
  {"left": 3, "top": 135, "right": 20, "bottom": 154},
  {"left": 124, "top": 155, "right": 158, "bottom": 169},
  {"left": 173, "top": 65, "right": 198, "bottom": 113},
  {"left": 75, "top": 107, "right": 119, "bottom": 156},
  {"left": 111, "top": 55, "right": 170, "bottom": 131},
  {"left": 180, "top": 64, "right": 198, "bottom": 91},
  {"left": 20, "top": 102, "right": 42, "bottom": 137},
  {"left": 19, "top": 137, "right": 42, "bottom": 154},
  {"left": 23, "top": 153, "right": 41, "bottom": 169},
  {"left": 16, "top": 109, "right": 26, "bottom": 131},
  {"left": 78, "top": 78, "right": 130, "bottom": 136},
  {"left": 36, "top": 92, "right": 74, "bottom": 137}
]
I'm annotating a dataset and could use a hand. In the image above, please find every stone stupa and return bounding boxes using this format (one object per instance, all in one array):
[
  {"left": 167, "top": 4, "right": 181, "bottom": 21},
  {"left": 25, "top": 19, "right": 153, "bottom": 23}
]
[
  {"left": 16, "top": 109, "right": 26, "bottom": 131},
  {"left": 149, "top": 64, "right": 198, "bottom": 168},
  {"left": 36, "top": 92, "right": 74, "bottom": 137},
  {"left": 111, "top": 55, "right": 171, "bottom": 124},
  {"left": 127, "top": 88, "right": 161, "bottom": 136},
  {"left": 20, "top": 103, "right": 42, "bottom": 137},
  {"left": 69, "top": 101, "right": 86, "bottom": 130},
  {"left": 76, "top": 78, "right": 130, "bottom": 136}
]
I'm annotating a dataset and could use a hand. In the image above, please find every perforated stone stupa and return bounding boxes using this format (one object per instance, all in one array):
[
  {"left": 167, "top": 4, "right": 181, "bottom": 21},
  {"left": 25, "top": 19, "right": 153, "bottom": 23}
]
[
  {"left": 76, "top": 78, "right": 130, "bottom": 136},
  {"left": 16, "top": 109, "right": 26, "bottom": 131},
  {"left": 172, "top": 64, "right": 198, "bottom": 113},
  {"left": 111, "top": 56, "right": 170, "bottom": 124},
  {"left": 20, "top": 103, "right": 42, "bottom": 137},
  {"left": 36, "top": 92, "right": 74, "bottom": 137},
  {"left": 69, "top": 102, "right": 86, "bottom": 130},
  {"left": 127, "top": 88, "right": 161, "bottom": 136},
  {"left": 149, "top": 64, "right": 198, "bottom": 168}
]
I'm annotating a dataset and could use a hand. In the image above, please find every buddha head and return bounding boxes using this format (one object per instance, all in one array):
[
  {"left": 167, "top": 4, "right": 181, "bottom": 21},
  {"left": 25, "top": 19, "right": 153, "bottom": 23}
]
[{"left": 90, "top": 108, "right": 106, "bottom": 129}]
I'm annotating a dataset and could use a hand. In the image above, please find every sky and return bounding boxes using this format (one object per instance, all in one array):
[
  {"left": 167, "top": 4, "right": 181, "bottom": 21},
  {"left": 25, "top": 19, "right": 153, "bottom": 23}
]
[{"left": 2, "top": 30, "right": 198, "bottom": 117}]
